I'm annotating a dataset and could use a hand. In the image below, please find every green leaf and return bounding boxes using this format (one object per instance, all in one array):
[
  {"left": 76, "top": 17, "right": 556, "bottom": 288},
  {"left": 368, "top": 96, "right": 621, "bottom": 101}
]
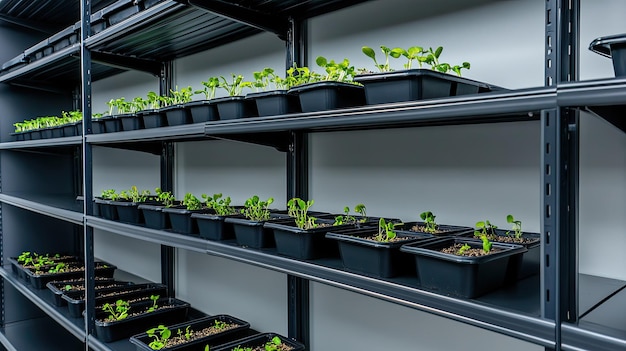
[
  {"left": 434, "top": 46, "right": 443, "bottom": 58},
  {"left": 506, "top": 214, "right": 514, "bottom": 223},
  {"left": 389, "top": 48, "right": 404, "bottom": 58},
  {"left": 315, "top": 56, "right": 328, "bottom": 68},
  {"left": 362, "top": 46, "right": 376, "bottom": 60}
]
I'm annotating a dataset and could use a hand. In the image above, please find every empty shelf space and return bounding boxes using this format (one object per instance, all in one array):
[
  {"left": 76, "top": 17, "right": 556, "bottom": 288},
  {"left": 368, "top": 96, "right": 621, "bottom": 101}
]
[{"left": 0, "top": 193, "right": 83, "bottom": 224}]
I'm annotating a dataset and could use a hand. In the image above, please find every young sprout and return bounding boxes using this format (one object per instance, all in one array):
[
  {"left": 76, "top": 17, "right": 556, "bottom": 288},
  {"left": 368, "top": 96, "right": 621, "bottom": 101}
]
[
  {"left": 354, "top": 203, "right": 367, "bottom": 223},
  {"left": 457, "top": 243, "right": 471, "bottom": 255},
  {"left": 361, "top": 45, "right": 404, "bottom": 72},
  {"left": 195, "top": 77, "right": 220, "bottom": 100},
  {"left": 182, "top": 193, "right": 202, "bottom": 211},
  {"left": 376, "top": 218, "right": 397, "bottom": 242},
  {"left": 219, "top": 74, "right": 253, "bottom": 96},
  {"left": 213, "top": 320, "right": 228, "bottom": 330},
  {"left": 506, "top": 214, "right": 523, "bottom": 239},
  {"left": 102, "top": 299, "right": 130, "bottom": 321},
  {"left": 420, "top": 211, "right": 438, "bottom": 233},
  {"left": 474, "top": 220, "right": 497, "bottom": 239},
  {"left": 147, "top": 295, "right": 160, "bottom": 313},
  {"left": 241, "top": 195, "right": 274, "bottom": 221},
  {"left": 147, "top": 325, "right": 171, "bottom": 350},
  {"left": 155, "top": 188, "right": 175, "bottom": 207},
  {"left": 480, "top": 234, "right": 492, "bottom": 253},
  {"left": 287, "top": 197, "right": 318, "bottom": 230}
]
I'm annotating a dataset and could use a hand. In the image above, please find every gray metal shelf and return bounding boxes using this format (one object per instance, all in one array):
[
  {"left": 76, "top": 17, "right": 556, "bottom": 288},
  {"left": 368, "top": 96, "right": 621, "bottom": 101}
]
[
  {"left": 0, "top": 316, "right": 85, "bottom": 351},
  {"left": 0, "top": 193, "right": 83, "bottom": 225},
  {"left": 0, "top": 266, "right": 86, "bottom": 341},
  {"left": 85, "top": 87, "right": 553, "bottom": 150},
  {"left": 86, "top": 216, "right": 555, "bottom": 347},
  {"left": 0, "top": 136, "right": 81, "bottom": 150}
]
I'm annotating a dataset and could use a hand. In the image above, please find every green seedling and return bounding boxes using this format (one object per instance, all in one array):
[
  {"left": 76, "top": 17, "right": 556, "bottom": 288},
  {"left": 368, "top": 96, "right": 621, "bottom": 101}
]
[
  {"left": 146, "top": 91, "right": 162, "bottom": 110},
  {"left": 101, "top": 189, "right": 119, "bottom": 201},
  {"left": 168, "top": 86, "right": 194, "bottom": 106},
  {"left": 252, "top": 67, "right": 282, "bottom": 91},
  {"left": 457, "top": 243, "right": 471, "bottom": 255},
  {"left": 119, "top": 186, "right": 150, "bottom": 203},
  {"left": 182, "top": 193, "right": 203, "bottom": 211},
  {"left": 147, "top": 325, "right": 171, "bottom": 350},
  {"left": 219, "top": 74, "right": 253, "bottom": 96},
  {"left": 376, "top": 218, "right": 397, "bottom": 242},
  {"left": 264, "top": 336, "right": 283, "bottom": 351},
  {"left": 506, "top": 214, "right": 523, "bottom": 239},
  {"left": 361, "top": 45, "right": 405, "bottom": 72},
  {"left": 284, "top": 63, "right": 322, "bottom": 88},
  {"left": 102, "top": 299, "right": 130, "bottom": 321},
  {"left": 354, "top": 203, "right": 367, "bottom": 223},
  {"left": 195, "top": 77, "right": 220, "bottom": 100},
  {"left": 17, "top": 251, "right": 32, "bottom": 264},
  {"left": 203, "top": 193, "right": 237, "bottom": 216},
  {"left": 147, "top": 294, "right": 160, "bottom": 313},
  {"left": 423, "top": 46, "right": 470, "bottom": 76},
  {"left": 177, "top": 325, "right": 193, "bottom": 340},
  {"left": 241, "top": 195, "right": 274, "bottom": 221},
  {"left": 474, "top": 220, "right": 497, "bottom": 239},
  {"left": 64, "top": 284, "right": 73, "bottom": 291},
  {"left": 155, "top": 188, "right": 175, "bottom": 207},
  {"left": 287, "top": 197, "right": 317, "bottom": 230},
  {"left": 333, "top": 204, "right": 366, "bottom": 225},
  {"left": 420, "top": 211, "right": 438, "bottom": 233},
  {"left": 48, "top": 262, "right": 67, "bottom": 273},
  {"left": 480, "top": 234, "right": 492, "bottom": 253},
  {"left": 213, "top": 320, "right": 227, "bottom": 330},
  {"left": 315, "top": 56, "right": 357, "bottom": 83}
]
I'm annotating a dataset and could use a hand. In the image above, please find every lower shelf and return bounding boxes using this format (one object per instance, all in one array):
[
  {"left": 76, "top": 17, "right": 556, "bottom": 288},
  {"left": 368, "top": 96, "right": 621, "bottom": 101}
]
[{"left": 0, "top": 316, "right": 85, "bottom": 351}]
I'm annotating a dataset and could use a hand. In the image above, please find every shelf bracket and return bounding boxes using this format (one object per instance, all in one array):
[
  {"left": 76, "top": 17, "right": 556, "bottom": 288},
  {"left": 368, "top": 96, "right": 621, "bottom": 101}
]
[
  {"left": 91, "top": 51, "right": 163, "bottom": 76},
  {"left": 187, "top": 0, "right": 289, "bottom": 40}
]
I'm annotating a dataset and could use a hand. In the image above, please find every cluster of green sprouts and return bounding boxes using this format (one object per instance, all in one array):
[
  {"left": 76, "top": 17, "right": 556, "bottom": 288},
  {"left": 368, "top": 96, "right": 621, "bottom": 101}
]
[
  {"left": 13, "top": 110, "right": 83, "bottom": 133},
  {"left": 474, "top": 220, "right": 496, "bottom": 253},
  {"left": 232, "top": 336, "right": 283, "bottom": 351},
  {"left": 155, "top": 188, "right": 176, "bottom": 207},
  {"left": 419, "top": 211, "right": 438, "bottom": 233},
  {"left": 102, "top": 299, "right": 130, "bottom": 321},
  {"left": 241, "top": 195, "right": 274, "bottom": 221},
  {"left": 203, "top": 193, "right": 237, "bottom": 216},
  {"left": 182, "top": 193, "right": 203, "bottom": 211},
  {"left": 362, "top": 45, "right": 470, "bottom": 76},
  {"left": 18, "top": 252, "right": 61, "bottom": 272},
  {"left": 100, "top": 186, "right": 151, "bottom": 203},
  {"left": 376, "top": 218, "right": 397, "bottom": 242},
  {"left": 287, "top": 197, "right": 318, "bottom": 230},
  {"left": 333, "top": 204, "right": 367, "bottom": 225}
]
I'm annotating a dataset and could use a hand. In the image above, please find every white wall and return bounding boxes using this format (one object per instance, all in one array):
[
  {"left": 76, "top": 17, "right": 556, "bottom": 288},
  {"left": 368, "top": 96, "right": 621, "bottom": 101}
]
[{"left": 87, "top": 0, "right": 626, "bottom": 350}]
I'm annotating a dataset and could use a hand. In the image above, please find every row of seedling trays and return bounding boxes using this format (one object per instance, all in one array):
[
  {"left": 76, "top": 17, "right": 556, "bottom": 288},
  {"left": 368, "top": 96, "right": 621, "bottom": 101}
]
[
  {"left": 94, "top": 195, "right": 540, "bottom": 299},
  {"left": 10, "top": 251, "right": 304, "bottom": 349}
]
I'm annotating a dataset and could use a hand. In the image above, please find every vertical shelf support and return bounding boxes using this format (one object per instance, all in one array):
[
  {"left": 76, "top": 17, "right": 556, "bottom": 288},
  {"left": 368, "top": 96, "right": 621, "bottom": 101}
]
[
  {"left": 81, "top": 0, "right": 95, "bottom": 337},
  {"left": 161, "top": 142, "right": 175, "bottom": 296},
  {"left": 285, "top": 16, "right": 310, "bottom": 348},
  {"left": 544, "top": 1, "right": 579, "bottom": 349}
]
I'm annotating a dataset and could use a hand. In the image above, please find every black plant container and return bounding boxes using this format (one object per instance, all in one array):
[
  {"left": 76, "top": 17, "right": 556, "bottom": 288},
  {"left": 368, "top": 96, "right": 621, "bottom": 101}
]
[
  {"left": 51, "top": 126, "right": 64, "bottom": 138},
  {"left": 130, "top": 315, "right": 251, "bottom": 351},
  {"left": 400, "top": 237, "right": 526, "bottom": 298},
  {"left": 11, "top": 132, "right": 25, "bottom": 141},
  {"left": 25, "top": 261, "right": 117, "bottom": 289},
  {"left": 119, "top": 113, "right": 143, "bottom": 131},
  {"left": 92, "top": 119, "right": 106, "bottom": 134},
  {"left": 109, "top": 200, "right": 156, "bottom": 225},
  {"left": 185, "top": 100, "right": 219, "bottom": 123},
  {"left": 325, "top": 228, "right": 434, "bottom": 278},
  {"left": 62, "top": 122, "right": 82, "bottom": 137},
  {"left": 102, "top": 115, "right": 123, "bottom": 133},
  {"left": 140, "top": 109, "right": 168, "bottom": 128},
  {"left": 94, "top": 198, "right": 118, "bottom": 220},
  {"left": 589, "top": 33, "right": 626, "bottom": 77},
  {"left": 64, "top": 282, "right": 168, "bottom": 318},
  {"left": 246, "top": 90, "right": 301, "bottom": 116},
  {"left": 40, "top": 128, "right": 53, "bottom": 139},
  {"left": 395, "top": 221, "right": 474, "bottom": 238},
  {"left": 94, "top": 297, "right": 190, "bottom": 343},
  {"left": 191, "top": 212, "right": 238, "bottom": 241},
  {"left": 212, "top": 333, "right": 305, "bottom": 351},
  {"left": 161, "top": 104, "right": 192, "bottom": 126},
  {"left": 224, "top": 216, "right": 275, "bottom": 248},
  {"left": 475, "top": 228, "right": 541, "bottom": 283},
  {"left": 161, "top": 206, "right": 208, "bottom": 235},
  {"left": 354, "top": 69, "right": 494, "bottom": 105},
  {"left": 45, "top": 278, "right": 120, "bottom": 307},
  {"left": 138, "top": 203, "right": 172, "bottom": 230},
  {"left": 30, "top": 130, "right": 42, "bottom": 140},
  {"left": 288, "top": 81, "right": 365, "bottom": 112},
  {"left": 264, "top": 219, "right": 353, "bottom": 260},
  {"left": 212, "top": 96, "right": 258, "bottom": 120}
]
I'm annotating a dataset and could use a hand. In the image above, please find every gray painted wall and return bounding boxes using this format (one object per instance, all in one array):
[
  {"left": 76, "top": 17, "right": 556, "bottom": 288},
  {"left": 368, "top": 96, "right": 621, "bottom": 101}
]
[{"left": 89, "top": 0, "right": 626, "bottom": 349}]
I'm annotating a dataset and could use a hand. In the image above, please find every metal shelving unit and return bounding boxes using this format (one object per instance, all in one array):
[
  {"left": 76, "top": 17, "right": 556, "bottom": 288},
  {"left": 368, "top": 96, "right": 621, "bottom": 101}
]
[{"left": 0, "top": 0, "right": 624, "bottom": 350}]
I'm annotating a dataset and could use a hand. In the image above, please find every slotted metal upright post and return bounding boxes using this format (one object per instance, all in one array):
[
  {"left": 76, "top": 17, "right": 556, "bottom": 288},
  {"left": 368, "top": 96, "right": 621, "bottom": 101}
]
[
  {"left": 285, "top": 16, "right": 310, "bottom": 349},
  {"left": 80, "top": 0, "right": 95, "bottom": 342},
  {"left": 543, "top": 1, "right": 579, "bottom": 350}
]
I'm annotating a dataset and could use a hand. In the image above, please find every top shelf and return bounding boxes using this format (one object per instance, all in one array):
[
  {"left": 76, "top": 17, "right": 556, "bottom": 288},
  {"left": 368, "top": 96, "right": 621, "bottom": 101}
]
[{"left": 0, "top": 0, "right": 368, "bottom": 86}]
